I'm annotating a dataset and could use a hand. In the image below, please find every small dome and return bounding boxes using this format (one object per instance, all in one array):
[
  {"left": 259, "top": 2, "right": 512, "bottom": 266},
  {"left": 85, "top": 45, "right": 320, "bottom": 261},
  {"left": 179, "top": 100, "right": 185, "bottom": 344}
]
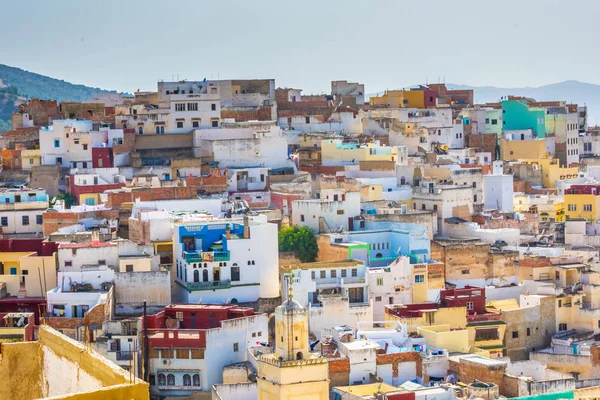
[{"left": 276, "top": 298, "right": 305, "bottom": 314}]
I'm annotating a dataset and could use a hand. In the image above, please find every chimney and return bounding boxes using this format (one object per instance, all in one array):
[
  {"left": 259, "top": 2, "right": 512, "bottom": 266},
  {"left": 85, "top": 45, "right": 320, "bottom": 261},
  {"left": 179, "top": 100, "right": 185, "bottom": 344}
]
[
  {"left": 91, "top": 227, "right": 100, "bottom": 243},
  {"left": 243, "top": 216, "right": 250, "bottom": 239}
]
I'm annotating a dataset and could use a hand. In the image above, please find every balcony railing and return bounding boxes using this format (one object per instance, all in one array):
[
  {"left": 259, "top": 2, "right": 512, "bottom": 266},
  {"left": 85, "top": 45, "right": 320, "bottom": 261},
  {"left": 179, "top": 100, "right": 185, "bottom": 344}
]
[
  {"left": 178, "top": 279, "right": 231, "bottom": 291},
  {"left": 116, "top": 351, "right": 134, "bottom": 361},
  {"left": 183, "top": 250, "right": 230, "bottom": 263}
]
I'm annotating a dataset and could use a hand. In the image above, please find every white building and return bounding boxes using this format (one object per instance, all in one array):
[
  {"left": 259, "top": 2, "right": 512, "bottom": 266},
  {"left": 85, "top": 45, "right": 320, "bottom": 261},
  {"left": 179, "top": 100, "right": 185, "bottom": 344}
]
[
  {"left": 483, "top": 161, "right": 514, "bottom": 212},
  {"left": 173, "top": 215, "right": 280, "bottom": 304},
  {"left": 147, "top": 304, "right": 268, "bottom": 397},
  {"left": 40, "top": 119, "right": 93, "bottom": 168},
  {"left": 459, "top": 107, "right": 503, "bottom": 135},
  {"left": 0, "top": 188, "right": 48, "bottom": 236},
  {"left": 291, "top": 189, "right": 361, "bottom": 233},
  {"left": 412, "top": 183, "right": 475, "bottom": 235},
  {"left": 193, "top": 122, "right": 295, "bottom": 171}
]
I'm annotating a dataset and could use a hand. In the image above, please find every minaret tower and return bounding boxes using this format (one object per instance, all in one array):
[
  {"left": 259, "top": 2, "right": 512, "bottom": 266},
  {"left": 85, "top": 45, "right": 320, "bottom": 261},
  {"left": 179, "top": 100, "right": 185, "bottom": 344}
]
[{"left": 256, "top": 275, "right": 330, "bottom": 399}]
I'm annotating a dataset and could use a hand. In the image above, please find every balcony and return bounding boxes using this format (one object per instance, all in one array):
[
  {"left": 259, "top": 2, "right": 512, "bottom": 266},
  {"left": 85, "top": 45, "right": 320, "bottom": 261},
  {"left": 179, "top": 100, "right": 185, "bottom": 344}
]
[
  {"left": 183, "top": 250, "right": 230, "bottom": 263},
  {"left": 177, "top": 279, "right": 231, "bottom": 291},
  {"left": 107, "top": 349, "right": 135, "bottom": 361}
]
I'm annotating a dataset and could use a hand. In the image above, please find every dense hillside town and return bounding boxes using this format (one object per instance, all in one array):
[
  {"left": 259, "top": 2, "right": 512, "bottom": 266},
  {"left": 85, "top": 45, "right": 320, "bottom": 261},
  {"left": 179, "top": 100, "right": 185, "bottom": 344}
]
[{"left": 2, "top": 76, "right": 600, "bottom": 400}]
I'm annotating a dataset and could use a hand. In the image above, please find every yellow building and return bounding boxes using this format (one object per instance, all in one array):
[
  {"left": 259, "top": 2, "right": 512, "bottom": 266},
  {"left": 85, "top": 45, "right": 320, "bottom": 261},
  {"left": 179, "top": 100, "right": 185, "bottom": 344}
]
[
  {"left": 370, "top": 90, "right": 425, "bottom": 108},
  {"left": 467, "top": 316, "right": 507, "bottom": 359},
  {"left": 321, "top": 139, "right": 400, "bottom": 166},
  {"left": 256, "top": 297, "right": 329, "bottom": 399},
  {"left": 564, "top": 187, "right": 600, "bottom": 222},
  {"left": 0, "top": 325, "right": 149, "bottom": 400},
  {"left": 79, "top": 192, "right": 100, "bottom": 206},
  {"left": 538, "top": 157, "right": 580, "bottom": 189},
  {"left": 0, "top": 251, "right": 56, "bottom": 297},
  {"left": 384, "top": 305, "right": 468, "bottom": 333},
  {"left": 513, "top": 194, "right": 564, "bottom": 222},
  {"left": 360, "top": 184, "right": 383, "bottom": 202},
  {"left": 500, "top": 139, "right": 548, "bottom": 161},
  {"left": 417, "top": 324, "right": 470, "bottom": 353},
  {"left": 21, "top": 149, "right": 41, "bottom": 171}
]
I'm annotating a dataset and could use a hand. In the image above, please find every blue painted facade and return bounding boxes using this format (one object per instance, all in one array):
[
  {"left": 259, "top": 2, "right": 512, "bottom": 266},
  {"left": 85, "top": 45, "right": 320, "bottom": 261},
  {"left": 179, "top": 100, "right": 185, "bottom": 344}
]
[{"left": 0, "top": 190, "right": 48, "bottom": 204}]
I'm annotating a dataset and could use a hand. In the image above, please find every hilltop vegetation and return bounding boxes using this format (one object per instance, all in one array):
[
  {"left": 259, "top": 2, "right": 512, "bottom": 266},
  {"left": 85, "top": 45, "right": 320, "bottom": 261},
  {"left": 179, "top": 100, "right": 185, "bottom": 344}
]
[{"left": 0, "top": 64, "right": 123, "bottom": 132}]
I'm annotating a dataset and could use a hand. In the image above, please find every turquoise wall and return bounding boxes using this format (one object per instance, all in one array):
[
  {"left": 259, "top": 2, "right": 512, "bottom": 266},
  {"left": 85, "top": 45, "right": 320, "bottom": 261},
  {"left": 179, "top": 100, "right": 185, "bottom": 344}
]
[{"left": 502, "top": 100, "right": 546, "bottom": 138}]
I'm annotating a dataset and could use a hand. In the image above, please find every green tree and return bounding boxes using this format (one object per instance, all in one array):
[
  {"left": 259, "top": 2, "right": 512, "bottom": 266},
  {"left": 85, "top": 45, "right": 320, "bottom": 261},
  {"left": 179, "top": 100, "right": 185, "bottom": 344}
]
[
  {"left": 278, "top": 226, "right": 318, "bottom": 263},
  {"left": 53, "top": 193, "right": 76, "bottom": 209}
]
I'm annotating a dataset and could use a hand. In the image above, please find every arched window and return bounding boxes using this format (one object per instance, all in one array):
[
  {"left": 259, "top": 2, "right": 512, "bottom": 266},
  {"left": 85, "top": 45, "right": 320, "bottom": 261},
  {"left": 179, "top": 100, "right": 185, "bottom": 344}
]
[
  {"left": 296, "top": 352, "right": 303, "bottom": 360},
  {"left": 203, "top": 263, "right": 207, "bottom": 268},
  {"left": 158, "top": 374, "right": 166, "bottom": 386},
  {"left": 376, "top": 253, "right": 383, "bottom": 258},
  {"left": 248, "top": 260, "right": 251, "bottom": 265},
  {"left": 203, "top": 269, "right": 209, "bottom": 282},
  {"left": 160, "top": 126, "right": 164, "bottom": 134},
  {"left": 138, "top": 126, "right": 143, "bottom": 135},
  {"left": 213, "top": 269, "right": 220, "bottom": 282},
  {"left": 223, "top": 262, "right": 227, "bottom": 266},
  {"left": 167, "top": 374, "right": 175, "bottom": 385},
  {"left": 193, "top": 374, "right": 200, "bottom": 386},
  {"left": 193, "top": 270, "right": 199, "bottom": 283},
  {"left": 251, "top": 260, "right": 255, "bottom": 265},
  {"left": 400, "top": 176, "right": 406, "bottom": 185},
  {"left": 155, "top": 126, "right": 160, "bottom": 134},
  {"left": 219, "top": 262, "right": 222, "bottom": 267},
  {"left": 183, "top": 374, "right": 191, "bottom": 386},
  {"left": 122, "top": 123, "right": 127, "bottom": 129},
  {"left": 193, "top": 263, "right": 197, "bottom": 268}
]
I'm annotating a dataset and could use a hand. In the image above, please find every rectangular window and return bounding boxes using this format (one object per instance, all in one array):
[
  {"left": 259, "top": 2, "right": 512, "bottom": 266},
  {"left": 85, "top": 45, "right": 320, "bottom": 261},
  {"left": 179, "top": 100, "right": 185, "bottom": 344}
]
[
  {"left": 125, "top": 265, "right": 134, "bottom": 272},
  {"left": 211, "top": 104, "right": 217, "bottom": 111},
  {"left": 233, "top": 343, "right": 239, "bottom": 352},
  {"left": 377, "top": 277, "right": 383, "bottom": 286},
  {"left": 558, "top": 299, "right": 562, "bottom": 307},
  {"left": 0, "top": 217, "right": 7, "bottom": 226},
  {"left": 584, "top": 204, "right": 593, "bottom": 212},
  {"left": 559, "top": 323, "right": 568, "bottom": 332},
  {"left": 568, "top": 204, "right": 577, "bottom": 212},
  {"left": 36, "top": 215, "right": 43, "bottom": 224},
  {"left": 527, "top": 327, "right": 531, "bottom": 336},
  {"left": 176, "top": 121, "right": 184, "bottom": 128},
  {"left": 65, "top": 261, "right": 72, "bottom": 267},
  {"left": 320, "top": 270, "right": 326, "bottom": 279},
  {"left": 462, "top": 269, "right": 469, "bottom": 275},
  {"left": 512, "top": 331, "right": 519, "bottom": 339},
  {"left": 330, "top": 270, "right": 337, "bottom": 278},
  {"left": 83, "top": 144, "right": 88, "bottom": 150},
  {"left": 22, "top": 216, "right": 29, "bottom": 226},
  {"left": 491, "top": 119, "right": 498, "bottom": 125},
  {"left": 414, "top": 274, "right": 424, "bottom": 283},
  {"left": 337, "top": 210, "right": 345, "bottom": 215},
  {"left": 485, "top": 118, "right": 490, "bottom": 124},
  {"left": 175, "top": 103, "right": 185, "bottom": 111},
  {"left": 351, "top": 268, "right": 357, "bottom": 277},
  {"left": 305, "top": 117, "right": 310, "bottom": 124},
  {"left": 54, "top": 139, "right": 60, "bottom": 148},
  {"left": 389, "top": 296, "right": 394, "bottom": 305},
  {"left": 99, "top": 259, "right": 106, "bottom": 265},
  {"left": 375, "top": 296, "right": 382, "bottom": 302},
  {"left": 300, "top": 215, "right": 305, "bottom": 222},
  {"left": 98, "top": 159, "right": 103, "bottom": 167},
  {"left": 260, "top": 174, "right": 265, "bottom": 182},
  {"left": 231, "top": 266, "right": 240, "bottom": 281},
  {"left": 311, "top": 271, "right": 315, "bottom": 280},
  {"left": 192, "top": 121, "right": 199, "bottom": 128},
  {"left": 212, "top": 120, "right": 219, "bottom": 127},
  {"left": 187, "top": 103, "right": 198, "bottom": 111},
  {"left": 466, "top": 302, "right": 474, "bottom": 311}
]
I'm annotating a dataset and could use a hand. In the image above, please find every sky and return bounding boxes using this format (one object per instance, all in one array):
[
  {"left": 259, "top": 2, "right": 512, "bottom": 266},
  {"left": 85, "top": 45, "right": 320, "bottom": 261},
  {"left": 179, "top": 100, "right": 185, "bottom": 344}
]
[{"left": 2, "top": 0, "right": 599, "bottom": 95}]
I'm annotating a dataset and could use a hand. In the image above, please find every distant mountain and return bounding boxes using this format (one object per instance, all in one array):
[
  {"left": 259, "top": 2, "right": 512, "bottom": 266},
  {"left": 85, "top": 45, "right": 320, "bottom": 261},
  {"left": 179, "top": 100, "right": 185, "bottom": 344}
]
[
  {"left": 369, "top": 80, "right": 600, "bottom": 124},
  {"left": 0, "top": 64, "right": 125, "bottom": 132}
]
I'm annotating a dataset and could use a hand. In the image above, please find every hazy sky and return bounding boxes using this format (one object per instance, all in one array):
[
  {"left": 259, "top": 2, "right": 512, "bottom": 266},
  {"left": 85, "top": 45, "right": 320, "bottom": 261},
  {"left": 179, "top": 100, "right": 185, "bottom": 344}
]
[{"left": 2, "top": 0, "right": 599, "bottom": 94}]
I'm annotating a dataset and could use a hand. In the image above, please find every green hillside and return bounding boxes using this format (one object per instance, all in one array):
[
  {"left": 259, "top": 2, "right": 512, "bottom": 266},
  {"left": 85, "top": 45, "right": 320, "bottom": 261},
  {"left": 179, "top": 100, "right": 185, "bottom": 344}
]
[{"left": 0, "top": 64, "right": 124, "bottom": 132}]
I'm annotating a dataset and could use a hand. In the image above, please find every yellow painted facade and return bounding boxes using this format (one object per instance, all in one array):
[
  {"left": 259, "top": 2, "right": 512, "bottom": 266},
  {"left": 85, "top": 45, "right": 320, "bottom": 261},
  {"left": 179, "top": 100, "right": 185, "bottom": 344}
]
[
  {"left": 370, "top": 90, "right": 425, "bottom": 108},
  {"left": 564, "top": 193, "right": 600, "bottom": 222},
  {"left": 417, "top": 324, "right": 470, "bottom": 353},
  {"left": 538, "top": 157, "right": 580, "bottom": 189},
  {"left": 21, "top": 149, "right": 41, "bottom": 171},
  {"left": 513, "top": 194, "right": 564, "bottom": 222},
  {"left": 79, "top": 193, "right": 100, "bottom": 206},
  {"left": 385, "top": 306, "right": 467, "bottom": 333},
  {"left": 360, "top": 184, "right": 383, "bottom": 202},
  {"left": 468, "top": 321, "right": 507, "bottom": 359},
  {"left": 412, "top": 264, "right": 428, "bottom": 303},
  {"left": 0, "top": 252, "right": 57, "bottom": 297},
  {"left": 0, "top": 325, "right": 148, "bottom": 400},
  {"left": 500, "top": 139, "right": 548, "bottom": 161}
]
